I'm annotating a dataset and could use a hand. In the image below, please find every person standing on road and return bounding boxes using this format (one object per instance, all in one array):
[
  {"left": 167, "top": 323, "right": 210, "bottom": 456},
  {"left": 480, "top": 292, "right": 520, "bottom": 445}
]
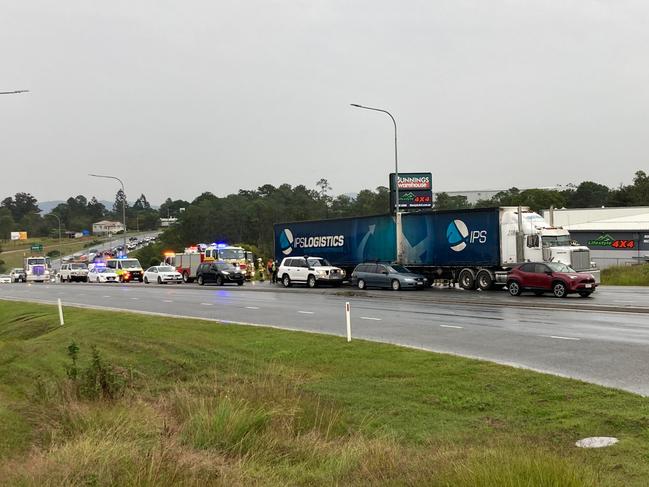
[{"left": 271, "top": 260, "right": 278, "bottom": 284}]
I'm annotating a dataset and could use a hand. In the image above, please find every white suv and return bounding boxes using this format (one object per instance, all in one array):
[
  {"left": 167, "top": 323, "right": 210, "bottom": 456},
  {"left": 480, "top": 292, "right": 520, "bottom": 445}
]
[
  {"left": 278, "top": 256, "right": 344, "bottom": 288},
  {"left": 59, "top": 263, "right": 89, "bottom": 282}
]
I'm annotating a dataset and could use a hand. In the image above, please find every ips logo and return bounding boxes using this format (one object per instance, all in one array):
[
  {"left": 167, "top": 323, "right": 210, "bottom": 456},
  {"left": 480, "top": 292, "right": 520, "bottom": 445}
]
[
  {"left": 446, "top": 219, "right": 487, "bottom": 252},
  {"left": 279, "top": 228, "right": 294, "bottom": 255}
]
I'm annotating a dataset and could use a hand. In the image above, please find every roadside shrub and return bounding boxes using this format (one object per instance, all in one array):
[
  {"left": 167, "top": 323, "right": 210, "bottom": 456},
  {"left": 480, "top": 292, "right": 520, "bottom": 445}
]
[
  {"left": 65, "top": 342, "right": 128, "bottom": 401},
  {"left": 602, "top": 264, "right": 649, "bottom": 286}
]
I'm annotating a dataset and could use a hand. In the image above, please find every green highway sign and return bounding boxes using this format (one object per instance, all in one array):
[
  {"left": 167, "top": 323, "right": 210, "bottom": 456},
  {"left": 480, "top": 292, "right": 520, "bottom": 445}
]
[{"left": 30, "top": 244, "right": 43, "bottom": 252}]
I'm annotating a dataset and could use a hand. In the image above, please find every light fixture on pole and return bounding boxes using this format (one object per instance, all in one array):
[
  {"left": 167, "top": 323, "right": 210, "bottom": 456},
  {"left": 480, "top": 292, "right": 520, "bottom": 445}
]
[
  {"left": 89, "top": 174, "right": 127, "bottom": 253},
  {"left": 350, "top": 103, "right": 402, "bottom": 262},
  {"left": 0, "top": 89, "right": 29, "bottom": 95}
]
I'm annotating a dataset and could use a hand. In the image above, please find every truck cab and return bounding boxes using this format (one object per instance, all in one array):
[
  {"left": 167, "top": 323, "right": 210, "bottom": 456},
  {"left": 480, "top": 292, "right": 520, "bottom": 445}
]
[{"left": 501, "top": 209, "right": 600, "bottom": 283}]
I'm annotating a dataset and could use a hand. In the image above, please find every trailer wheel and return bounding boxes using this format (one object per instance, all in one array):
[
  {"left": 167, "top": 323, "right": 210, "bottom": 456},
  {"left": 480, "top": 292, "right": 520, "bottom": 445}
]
[
  {"left": 458, "top": 269, "right": 476, "bottom": 290},
  {"left": 476, "top": 270, "right": 494, "bottom": 291}
]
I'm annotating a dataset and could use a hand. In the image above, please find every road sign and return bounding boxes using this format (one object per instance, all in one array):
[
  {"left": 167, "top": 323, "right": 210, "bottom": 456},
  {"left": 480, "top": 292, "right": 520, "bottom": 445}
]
[{"left": 31, "top": 244, "right": 43, "bottom": 252}]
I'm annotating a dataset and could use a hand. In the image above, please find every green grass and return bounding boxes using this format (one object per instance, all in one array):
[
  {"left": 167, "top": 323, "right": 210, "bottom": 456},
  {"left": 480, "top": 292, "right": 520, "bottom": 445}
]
[
  {"left": 0, "top": 237, "right": 108, "bottom": 271},
  {"left": 601, "top": 264, "right": 649, "bottom": 286},
  {"left": 1, "top": 300, "right": 648, "bottom": 485}
]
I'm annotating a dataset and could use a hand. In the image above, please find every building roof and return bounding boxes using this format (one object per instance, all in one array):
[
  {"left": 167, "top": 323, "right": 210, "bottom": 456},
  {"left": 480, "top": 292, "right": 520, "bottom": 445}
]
[
  {"left": 93, "top": 220, "right": 123, "bottom": 225},
  {"left": 543, "top": 207, "right": 649, "bottom": 231}
]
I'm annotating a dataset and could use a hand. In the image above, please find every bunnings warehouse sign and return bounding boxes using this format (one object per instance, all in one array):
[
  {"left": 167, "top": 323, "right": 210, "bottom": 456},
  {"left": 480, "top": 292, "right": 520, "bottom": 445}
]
[
  {"left": 390, "top": 172, "right": 432, "bottom": 191},
  {"left": 389, "top": 172, "right": 433, "bottom": 210}
]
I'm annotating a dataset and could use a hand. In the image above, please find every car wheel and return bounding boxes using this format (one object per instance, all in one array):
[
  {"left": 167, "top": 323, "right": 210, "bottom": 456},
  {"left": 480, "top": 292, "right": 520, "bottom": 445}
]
[
  {"left": 553, "top": 282, "right": 567, "bottom": 298},
  {"left": 197, "top": 275, "right": 204, "bottom": 286},
  {"left": 508, "top": 280, "right": 522, "bottom": 296},
  {"left": 458, "top": 269, "right": 476, "bottom": 290},
  {"left": 282, "top": 274, "right": 291, "bottom": 288},
  {"left": 579, "top": 291, "right": 592, "bottom": 298},
  {"left": 307, "top": 274, "right": 317, "bottom": 288},
  {"left": 237, "top": 281, "right": 244, "bottom": 286},
  {"left": 144, "top": 276, "right": 149, "bottom": 284},
  {"left": 357, "top": 279, "right": 366, "bottom": 290},
  {"left": 391, "top": 279, "right": 401, "bottom": 291},
  {"left": 157, "top": 276, "right": 162, "bottom": 284},
  {"left": 476, "top": 270, "right": 494, "bottom": 291},
  {"left": 216, "top": 276, "right": 224, "bottom": 286}
]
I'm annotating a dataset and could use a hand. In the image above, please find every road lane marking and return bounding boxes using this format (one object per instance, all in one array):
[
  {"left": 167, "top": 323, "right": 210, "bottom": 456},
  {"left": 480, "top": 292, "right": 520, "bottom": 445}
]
[
  {"left": 103, "top": 295, "right": 111, "bottom": 298},
  {"left": 163, "top": 299, "right": 173, "bottom": 303},
  {"left": 200, "top": 303, "right": 213, "bottom": 306},
  {"left": 298, "top": 310, "right": 314, "bottom": 314},
  {"left": 131, "top": 297, "right": 139, "bottom": 300},
  {"left": 246, "top": 306, "right": 260, "bottom": 309},
  {"left": 544, "top": 335, "right": 580, "bottom": 341},
  {"left": 440, "top": 325, "right": 463, "bottom": 329},
  {"left": 360, "top": 316, "right": 382, "bottom": 321}
]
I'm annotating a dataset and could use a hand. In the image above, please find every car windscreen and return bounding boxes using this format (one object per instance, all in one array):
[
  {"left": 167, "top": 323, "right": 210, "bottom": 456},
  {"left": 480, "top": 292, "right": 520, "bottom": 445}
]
[
  {"left": 70, "top": 263, "right": 87, "bottom": 269},
  {"left": 388, "top": 264, "right": 411, "bottom": 273},
  {"left": 158, "top": 266, "right": 175, "bottom": 272},
  {"left": 542, "top": 235, "right": 572, "bottom": 247},
  {"left": 217, "top": 263, "right": 236, "bottom": 271},
  {"left": 546, "top": 262, "right": 575, "bottom": 273},
  {"left": 121, "top": 260, "right": 141, "bottom": 269},
  {"left": 219, "top": 249, "right": 245, "bottom": 260},
  {"left": 27, "top": 258, "right": 46, "bottom": 265},
  {"left": 307, "top": 258, "right": 330, "bottom": 267}
]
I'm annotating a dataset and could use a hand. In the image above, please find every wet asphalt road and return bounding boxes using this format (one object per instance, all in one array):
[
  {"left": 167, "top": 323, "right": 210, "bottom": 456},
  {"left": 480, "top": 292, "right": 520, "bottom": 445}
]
[{"left": 1, "top": 281, "right": 649, "bottom": 395}]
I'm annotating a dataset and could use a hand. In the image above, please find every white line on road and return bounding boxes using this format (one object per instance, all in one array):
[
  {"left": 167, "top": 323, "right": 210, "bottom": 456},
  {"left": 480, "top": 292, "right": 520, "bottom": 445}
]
[
  {"left": 298, "top": 310, "right": 314, "bottom": 314},
  {"left": 103, "top": 295, "right": 111, "bottom": 298},
  {"left": 360, "top": 316, "right": 382, "bottom": 321},
  {"left": 200, "top": 303, "right": 213, "bottom": 306},
  {"left": 246, "top": 306, "right": 260, "bottom": 310},
  {"left": 163, "top": 299, "right": 173, "bottom": 303},
  {"left": 131, "top": 297, "right": 139, "bottom": 300},
  {"left": 544, "top": 335, "right": 580, "bottom": 341},
  {"left": 440, "top": 324, "right": 463, "bottom": 329}
]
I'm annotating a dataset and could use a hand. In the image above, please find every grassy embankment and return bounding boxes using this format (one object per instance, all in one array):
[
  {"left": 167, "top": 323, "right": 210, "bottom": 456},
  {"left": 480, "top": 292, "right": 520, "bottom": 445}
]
[
  {"left": 0, "top": 237, "right": 106, "bottom": 271},
  {"left": 1, "top": 300, "right": 648, "bottom": 486},
  {"left": 601, "top": 264, "right": 649, "bottom": 286}
]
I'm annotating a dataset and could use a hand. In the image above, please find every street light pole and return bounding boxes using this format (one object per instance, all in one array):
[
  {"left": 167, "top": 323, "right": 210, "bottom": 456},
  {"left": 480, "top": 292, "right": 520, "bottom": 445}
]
[
  {"left": 350, "top": 103, "right": 402, "bottom": 262},
  {"left": 48, "top": 213, "right": 62, "bottom": 271},
  {"left": 89, "top": 174, "right": 127, "bottom": 253}
]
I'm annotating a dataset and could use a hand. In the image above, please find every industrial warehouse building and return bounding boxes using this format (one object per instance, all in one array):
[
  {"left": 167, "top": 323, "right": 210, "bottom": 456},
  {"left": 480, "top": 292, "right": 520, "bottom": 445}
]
[{"left": 542, "top": 207, "right": 649, "bottom": 269}]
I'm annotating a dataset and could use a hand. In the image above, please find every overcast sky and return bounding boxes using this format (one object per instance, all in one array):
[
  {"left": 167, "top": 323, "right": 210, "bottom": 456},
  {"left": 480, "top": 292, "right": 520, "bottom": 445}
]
[{"left": 2, "top": 1, "right": 648, "bottom": 205}]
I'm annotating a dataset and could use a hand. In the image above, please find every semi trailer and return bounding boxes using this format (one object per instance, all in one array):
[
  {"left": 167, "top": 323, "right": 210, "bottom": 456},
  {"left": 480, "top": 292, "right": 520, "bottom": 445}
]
[{"left": 274, "top": 207, "right": 600, "bottom": 290}]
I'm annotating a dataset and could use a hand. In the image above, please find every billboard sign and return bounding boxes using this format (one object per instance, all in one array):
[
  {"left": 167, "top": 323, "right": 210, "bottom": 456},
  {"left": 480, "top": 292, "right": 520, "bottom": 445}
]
[
  {"left": 390, "top": 173, "right": 432, "bottom": 191},
  {"left": 389, "top": 173, "right": 433, "bottom": 210},
  {"left": 10, "top": 231, "right": 28, "bottom": 240}
]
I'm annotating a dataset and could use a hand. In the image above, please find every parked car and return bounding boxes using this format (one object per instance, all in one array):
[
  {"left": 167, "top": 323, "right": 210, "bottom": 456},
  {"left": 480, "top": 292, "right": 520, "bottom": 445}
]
[
  {"left": 143, "top": 265, "right": 182, "bottom": 284},
  {"left": 9, "top": 268, "right": 25, "bottom": 283},
  {"left": 87, "top": 266, "right": 119, "bottom": 283},
  {"left": 351, "top": 263, "right": 428, "bottom": 290},
  {"left": 196, "top": 261, "right": 244, "bottom": 286},
  {"left": 59, "top": 262, "right": 89, "bottom": 282},
  {"left": 0, "top": 274, "right": 11, "bottom": 284},
  {"left": 507, "top": 262, "right": 597, "bottom": 298},
  {"left": 277, "top": 256, "right": 344, "bottom": 288}
]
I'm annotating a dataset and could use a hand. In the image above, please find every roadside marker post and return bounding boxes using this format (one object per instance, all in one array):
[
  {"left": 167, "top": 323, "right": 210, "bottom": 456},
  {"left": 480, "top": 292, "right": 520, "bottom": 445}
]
[
  {"left": 57, "top": 298, "right": 64, "bottom": 326},
  {"left": 346, "top": 302, "right": 352, "bottom": 342}
]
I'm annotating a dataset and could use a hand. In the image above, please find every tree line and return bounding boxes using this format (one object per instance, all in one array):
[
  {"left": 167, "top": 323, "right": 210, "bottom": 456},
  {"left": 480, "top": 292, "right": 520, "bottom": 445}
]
[
  {"left": 434, "top": 170, "right": 649, "bottom": 212},
  {"left": 0, "top": 192, "right": 187, "bottom": 240}
]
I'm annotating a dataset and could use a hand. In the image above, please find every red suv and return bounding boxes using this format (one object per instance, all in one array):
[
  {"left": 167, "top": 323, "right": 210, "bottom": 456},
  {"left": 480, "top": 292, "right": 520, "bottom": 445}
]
[{"left": 507, "top": 262, "right": 597, "bottom": 298}]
